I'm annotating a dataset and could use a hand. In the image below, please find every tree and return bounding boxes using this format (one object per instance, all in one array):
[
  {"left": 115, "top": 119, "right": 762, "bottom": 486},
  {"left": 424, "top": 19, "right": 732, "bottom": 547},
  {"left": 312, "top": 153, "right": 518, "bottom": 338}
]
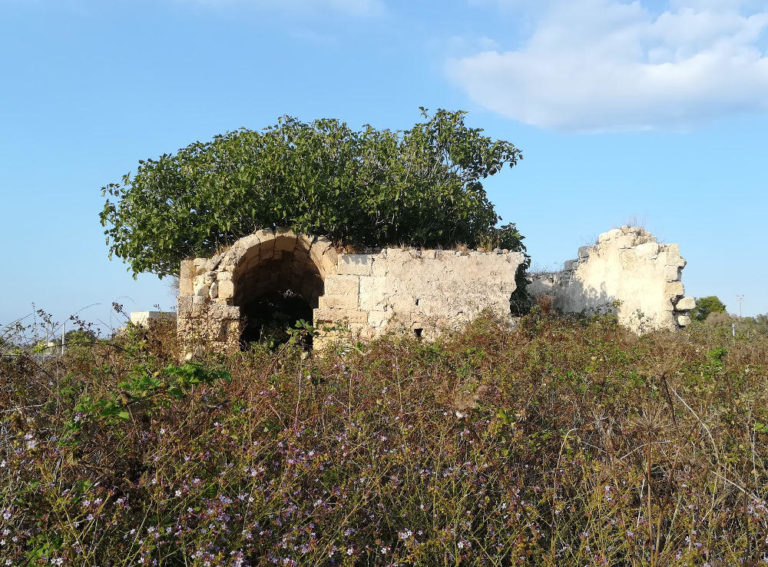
[
  {"left": 100, "top": 109, "right": 525, "bottom": 278},
  {"left": 691, "top": 296, "right": 726, "bottom": 322}
]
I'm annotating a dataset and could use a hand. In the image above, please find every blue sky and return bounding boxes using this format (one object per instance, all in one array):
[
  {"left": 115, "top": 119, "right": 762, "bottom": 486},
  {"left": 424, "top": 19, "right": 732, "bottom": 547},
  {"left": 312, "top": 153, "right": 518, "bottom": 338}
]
[{"left": 1, "top": 0, "right": 767, "bottom": 331}]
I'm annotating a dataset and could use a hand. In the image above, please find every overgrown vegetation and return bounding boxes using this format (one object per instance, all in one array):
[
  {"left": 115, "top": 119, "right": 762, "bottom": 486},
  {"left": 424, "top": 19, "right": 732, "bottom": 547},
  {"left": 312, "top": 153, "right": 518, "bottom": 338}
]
[
  {"left": 3, "top": 312, "right": 768, "bottom": 565},
  {"left": 100, "top": 109, "right": 525, "bottom": 278}
]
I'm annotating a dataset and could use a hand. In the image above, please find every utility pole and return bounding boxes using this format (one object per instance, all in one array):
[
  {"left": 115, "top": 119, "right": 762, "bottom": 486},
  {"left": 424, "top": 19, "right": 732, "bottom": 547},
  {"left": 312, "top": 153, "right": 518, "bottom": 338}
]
[{"left": 736, "top": 295, "right": 744, "bottom": 319}]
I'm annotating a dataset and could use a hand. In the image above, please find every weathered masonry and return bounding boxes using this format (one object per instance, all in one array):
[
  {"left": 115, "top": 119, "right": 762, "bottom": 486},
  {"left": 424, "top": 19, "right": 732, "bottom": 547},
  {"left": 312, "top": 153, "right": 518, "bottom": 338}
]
[
  {"left": 177, "top": 229, "right": 526, "bottom": 352},
  {"left": 528, "top": 226, "right": 694, "bottom": 334}
]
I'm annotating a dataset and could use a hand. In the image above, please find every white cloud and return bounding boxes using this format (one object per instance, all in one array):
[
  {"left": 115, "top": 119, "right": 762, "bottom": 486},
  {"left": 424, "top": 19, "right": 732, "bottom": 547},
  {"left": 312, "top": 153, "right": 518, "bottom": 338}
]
[
  {"left": 180, "top": 0, "right": 385, "bottom": 17},
  {"left": 447, "top": 0, "right": 768, "bottom": 131}
]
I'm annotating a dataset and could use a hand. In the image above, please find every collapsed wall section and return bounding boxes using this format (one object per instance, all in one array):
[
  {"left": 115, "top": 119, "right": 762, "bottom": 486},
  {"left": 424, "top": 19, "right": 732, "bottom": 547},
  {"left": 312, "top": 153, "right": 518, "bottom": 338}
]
[{"left": 529, "top": 226, "right": 694, "bottom": 334}]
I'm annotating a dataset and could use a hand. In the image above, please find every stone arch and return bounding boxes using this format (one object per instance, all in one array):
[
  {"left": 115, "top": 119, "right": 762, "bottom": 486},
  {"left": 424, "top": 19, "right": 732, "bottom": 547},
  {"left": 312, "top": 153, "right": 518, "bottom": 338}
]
[{"left": 217, "top": 229, "right": 338, "bottom": 345}]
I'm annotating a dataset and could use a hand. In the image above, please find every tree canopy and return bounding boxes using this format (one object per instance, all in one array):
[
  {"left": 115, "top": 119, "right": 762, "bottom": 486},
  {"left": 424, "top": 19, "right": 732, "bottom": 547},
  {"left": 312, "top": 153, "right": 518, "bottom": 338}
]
[
  {"left": 100, "top": 109, "right": 525, "bottom": 278},
  {"left": 691, "top": 296, "right": 727, "bottom": 322}
]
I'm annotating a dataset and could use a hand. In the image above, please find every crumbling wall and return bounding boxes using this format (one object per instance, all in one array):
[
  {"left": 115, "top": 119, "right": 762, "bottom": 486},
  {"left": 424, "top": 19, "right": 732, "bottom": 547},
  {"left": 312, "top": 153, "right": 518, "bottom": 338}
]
[
  {"left": 529, "top": 226, "right": 694, "bottom": 334},
  {"left": 177, "top": 228, "right": 525, "bottom": 353},
  {"left": 315, "top": 248, "right": 525, "bottom": 347}
]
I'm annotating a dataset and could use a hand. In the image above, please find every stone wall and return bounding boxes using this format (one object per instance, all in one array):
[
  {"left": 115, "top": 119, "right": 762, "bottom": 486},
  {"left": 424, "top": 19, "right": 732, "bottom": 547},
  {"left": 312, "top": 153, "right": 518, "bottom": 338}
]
[
  {"left": 528, "top": 226, "right": 694, "bottom": 334},
  {"left": 177, "top": 229, "right": 526, "bottom": 353},
  {"left": 315, "top": 248, "right": 524, "bottom": 346}
]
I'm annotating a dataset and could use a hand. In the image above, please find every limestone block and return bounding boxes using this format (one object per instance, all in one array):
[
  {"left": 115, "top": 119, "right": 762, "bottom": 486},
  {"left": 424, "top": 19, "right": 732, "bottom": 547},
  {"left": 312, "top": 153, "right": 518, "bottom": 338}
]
[
  {"left": 317, "top": 248, "right": 338, "bottom": 275},
  {"left": 675, "top": 296, "right": 695, "bottom": 311},
  {"left": 237, "top": 234, "right": 262, "bottom": 250},
  {"left": 193, "top": 280, "right": 209, "bottom": 297},
  {"left": 324, "top": 274, "right": 359, "bottom": 296},
  {"left": 338, "top": 254, "right": 374, "bottom": 276},
  {"left": 319, "top": 294, "right": 359, "bottom": 310},
  {"left": 296, "top": 234, "right": 313, "bottom": 254},
  {"left": 577, "top": 246, "right": 591, "bottom": 259},
  {"left": 384, "top": 248, "right": 414, "bottom": 264},
  {"left": 359, "top": 276, "right": 388, "bottom": 310},
  {"left": 664, "top": 265, "right": 681, "bottom": 282},
  {"left": 665, "top": 281, "right": 685, "bottom": 299},
  {"left": 390, "top": 294, "right": 418, "bottom": 313},
  {"left": 313, "top": 308, "right": 368, "bottom": 324},
  {"left": 665, "top": 245, "right": 686, "bottom": 267},
  {"left": 274, "top": 229, "right": 298, "bottom": 252},
  {"left": 208, "top": 281, "right": 219, "bottom": 300},
  {"left": 312, "top": 308, "right": 333, "bottom": 324},
  {"left": 180, "top": 260, "right": 195, "bottom": 296},
  {"left": 309, "top": 237, "right": 332, "bottom": 264},
  {"left": 208, "top": 303, "right": 241, "bottom": 320},
  {"left": 178, "top": 296, "right": 193, "bottom": 317},
  {"left": 259, "top": 236, "right": 276, "bottom": 260},
  {"left": 368, "top": 310, "right": 391, "bottom": 329},
  {"left": 217, "top": 271, "right": 232, "bottom": 281},
  {"left": 598, "top": 228, "right": 622, "bottom": 243},
  {"left": 254, "top": 228, "right": 275, "bottom": 241},
  {"left": 635, "top": 242, "right": 660, "bottom": 257},
  {"left": 677, "top": 314, "right": 691, "bottom": 327},
  {"left": 192, "top": 296, "right": 206, "bottom": 317},
  {"left": 129, "top": 311, "right": 176, "bottom": 327},
  {"left": 371, "top": 253, "right": 390, "bottom": 277}
]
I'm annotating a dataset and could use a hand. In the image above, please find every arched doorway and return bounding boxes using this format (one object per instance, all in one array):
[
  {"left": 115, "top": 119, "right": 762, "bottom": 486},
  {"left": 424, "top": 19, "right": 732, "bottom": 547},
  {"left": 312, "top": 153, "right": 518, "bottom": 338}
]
[{"left": 230, "top": 232, "right": 327, "bottom": 348}]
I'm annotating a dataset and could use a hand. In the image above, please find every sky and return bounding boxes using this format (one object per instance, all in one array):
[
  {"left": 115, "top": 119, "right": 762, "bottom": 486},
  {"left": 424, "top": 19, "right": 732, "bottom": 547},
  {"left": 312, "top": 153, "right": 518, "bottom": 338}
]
[{"left": 1, "top": 0, "right": 767, "bottom": 333}]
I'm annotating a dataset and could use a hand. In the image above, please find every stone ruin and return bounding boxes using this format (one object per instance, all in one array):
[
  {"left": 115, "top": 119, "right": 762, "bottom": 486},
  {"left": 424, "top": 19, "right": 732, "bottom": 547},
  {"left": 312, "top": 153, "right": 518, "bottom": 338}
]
[
  {"left": 177, "top": 228, "right": 526, "bottom": 353},
  {"left": 175, "top": 225, "right": 694, "bottom": 352},
  {"left": 528, "top": 226, "right": 694, "bottom": 334}
]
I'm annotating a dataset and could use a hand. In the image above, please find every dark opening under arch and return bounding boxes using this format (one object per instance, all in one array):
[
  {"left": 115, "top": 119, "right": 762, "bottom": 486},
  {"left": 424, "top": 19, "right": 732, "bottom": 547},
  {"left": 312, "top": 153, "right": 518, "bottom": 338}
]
[{"left": 232, "top": 236, "right": 325, "bottom": 348}]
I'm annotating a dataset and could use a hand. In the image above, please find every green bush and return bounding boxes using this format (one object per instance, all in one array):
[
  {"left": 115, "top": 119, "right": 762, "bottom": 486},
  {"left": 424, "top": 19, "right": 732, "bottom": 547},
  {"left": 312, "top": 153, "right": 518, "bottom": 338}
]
[{"left": 101, "top": 109, "right": 525, "bottom": 278}]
